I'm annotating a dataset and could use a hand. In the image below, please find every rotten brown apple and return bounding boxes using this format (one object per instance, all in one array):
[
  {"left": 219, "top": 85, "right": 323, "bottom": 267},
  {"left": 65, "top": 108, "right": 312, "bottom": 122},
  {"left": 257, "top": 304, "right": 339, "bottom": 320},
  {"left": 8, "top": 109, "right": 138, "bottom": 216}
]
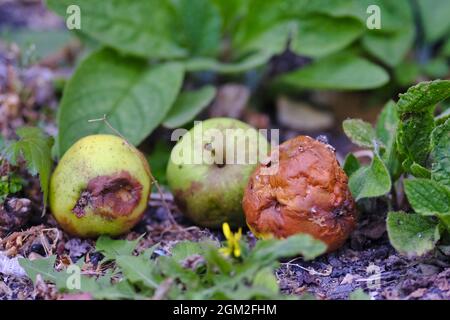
[{"left": 243, "top": 135, "right": 356, "bottom": 252}]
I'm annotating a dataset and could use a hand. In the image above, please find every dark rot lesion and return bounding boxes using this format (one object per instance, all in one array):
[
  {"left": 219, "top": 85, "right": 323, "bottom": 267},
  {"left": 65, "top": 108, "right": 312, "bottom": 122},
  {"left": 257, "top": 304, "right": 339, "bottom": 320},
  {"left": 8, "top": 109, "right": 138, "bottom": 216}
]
[{"left": 72, "top": 171, "right": 143, "bottom": 219}]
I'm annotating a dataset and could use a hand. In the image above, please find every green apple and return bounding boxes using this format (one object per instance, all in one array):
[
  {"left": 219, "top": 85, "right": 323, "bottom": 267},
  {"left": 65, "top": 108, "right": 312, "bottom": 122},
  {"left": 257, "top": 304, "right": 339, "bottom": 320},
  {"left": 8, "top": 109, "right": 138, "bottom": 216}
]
[
  {"left": 167, "top": 117, "right": 270, "bottom": 228},
  {"left": 50, "top": 134, "right": 151, "bottom": 237}
]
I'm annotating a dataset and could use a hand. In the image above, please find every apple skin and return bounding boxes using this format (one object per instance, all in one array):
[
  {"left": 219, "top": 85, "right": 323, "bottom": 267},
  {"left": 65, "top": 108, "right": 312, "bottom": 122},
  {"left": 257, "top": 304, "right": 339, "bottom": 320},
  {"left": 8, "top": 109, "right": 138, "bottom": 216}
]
[
  {"left": 49, "top": 135, "right": 151, "bottom": 238},
  {"left": 166, "top": 117, "right": 270, "bottom": 228}
]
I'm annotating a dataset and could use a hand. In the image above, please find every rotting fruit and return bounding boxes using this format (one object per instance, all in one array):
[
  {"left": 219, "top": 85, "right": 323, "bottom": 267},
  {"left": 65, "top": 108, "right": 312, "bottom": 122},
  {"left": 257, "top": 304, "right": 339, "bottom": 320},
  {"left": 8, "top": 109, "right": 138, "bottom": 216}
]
[
  {"left": 243, "top": 135, "right": 356, "bottom": 252},
  {"left": 50, "top": 134, "right": 151, "bottom": 237},
  {"left": 167, "top": 117, "right": 270, "bottom": 228}
]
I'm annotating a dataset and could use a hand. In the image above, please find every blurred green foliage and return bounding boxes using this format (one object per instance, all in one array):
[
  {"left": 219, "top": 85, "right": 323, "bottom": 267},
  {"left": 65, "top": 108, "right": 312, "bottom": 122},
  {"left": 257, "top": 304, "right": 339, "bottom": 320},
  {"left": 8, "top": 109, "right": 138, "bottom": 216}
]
[{"left": 43, "top": 0, "right": 450, "bottom": 157}]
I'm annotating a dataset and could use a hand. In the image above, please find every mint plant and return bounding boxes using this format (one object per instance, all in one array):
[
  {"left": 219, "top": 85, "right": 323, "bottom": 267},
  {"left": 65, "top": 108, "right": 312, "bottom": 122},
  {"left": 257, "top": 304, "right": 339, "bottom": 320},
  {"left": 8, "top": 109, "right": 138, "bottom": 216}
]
[{"left": 343, "top": 80, "right": 450, "bottom": 257}]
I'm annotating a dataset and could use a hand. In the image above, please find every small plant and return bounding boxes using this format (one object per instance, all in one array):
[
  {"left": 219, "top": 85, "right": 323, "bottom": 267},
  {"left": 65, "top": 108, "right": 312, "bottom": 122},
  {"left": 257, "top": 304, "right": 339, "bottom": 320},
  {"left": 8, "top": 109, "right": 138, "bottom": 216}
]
[
  {"left": 1, "top": 127, "right": 54, "bottom": 208},
  {"left": 19, "top": 226, "right": 326, "bottom": 300},
  {"left": 343, "top": 80, "right": 450, "bottom": 256}
]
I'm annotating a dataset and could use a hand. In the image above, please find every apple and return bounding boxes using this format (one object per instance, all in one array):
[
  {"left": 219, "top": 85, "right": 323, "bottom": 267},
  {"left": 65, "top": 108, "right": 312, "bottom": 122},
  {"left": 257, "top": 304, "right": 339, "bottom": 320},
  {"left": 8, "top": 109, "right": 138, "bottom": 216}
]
[
  {"left": 49, "top": 134, "right": 151, "bottom": 237},
  {"left": 167, "top": 117, "right": 270, "bottom": 228},
  {"left": 243, "top": 135, "right": 356, "bottom": 252}
]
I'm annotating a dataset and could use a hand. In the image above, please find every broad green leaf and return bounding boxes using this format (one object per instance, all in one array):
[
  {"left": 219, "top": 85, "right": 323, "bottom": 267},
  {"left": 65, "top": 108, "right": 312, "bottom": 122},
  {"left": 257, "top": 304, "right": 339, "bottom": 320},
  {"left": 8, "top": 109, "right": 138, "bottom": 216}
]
[
  {"left": 170, "top": 240, "right": 217, "bottom": 262},
  {"left": 250, "top": 234, "right": 326, "bottom": 262},
  {"left": 396, "top": 80, "right": 450, "bottom": 114},
  {"left": 343, "top": 153, "right": 360, "bottom": 177},
  {"left": 410, "top": 163, "right": 431, "bottom": 179},
  {"left": 232, "top": 0, "right": 290, "bottom": 56},
  {"left": 253, "top": 268, "right": 279, "bottom": 294},
  {"left": 376, "top": 101, "right": 398, "bottom": 146},
  {"left": 417, "top": 0, "right": 450, "bottom": 42},
  {"left": 283, "top": 0, "right": 366, "bottom": 22},
  {"left": 19, "top": 256, "right": 57, "bottom": 284},
  {"left": 360, "top": 0, "right": 413, "bottom": 31},
  {"left": 57, "top": 48, "right": 184, "bottom": 157},
  {"left": 361, "top": 0, "right": 414, "bottom": 67},
  {"left": 376, "top": 101, "right": 401, "bottom": 178},
  {"left": 442, "top": 37, "right": 450, "bottom": 57},
  {"left": 394, "top": 61, "right": 421, "bottom": 87},
  {"left": 3, "top": 127, "right": 54, "bottom": 207},
  {"left": 147, "top": 141, "right": 172, "bottom": 185},
  {"left": 291, "top": 14, "right": 363, "bottom": 58},
  {"left": 431, "top": 119, "right": 450, "bottom": 187},
  {"left": 46, "top": 0, "right": 186, "bottom": 59},
  {"left": 362, "top": 28, "right": 414, "bottom": 67},
  {"left": 349, "top": 152, "right": 391, "bottom": 201},
  {"left": 169, "top": 0, "right": 222, "bottom": 56},
  {"left": 349, "top": 288, "right": 371, "bottom": 300},
  {"left": 396, "top": 110, "right": 435, "bottom": 168},
  {"left": 423, "top": 58, "right": 450, "bottom": 78},
  {"left": 157, "top": 255, "right": 200, "bottom": 288},
  {"left": 163, "top": 86, "right": 216, "bottom": 128},
  {"left": 184, "top": 50, "right": 273, "bottom": 73},
  {"left": 387, "top": 212, "right": 440, "bottom": 257},
  {"left": 95, "top": 235, "right": 141, "bottom": 261},
  {"left": 343, "top": 119, "right": 376, "bottom": 148},
  {"left": 116, "top": 255, "right": 159, "bottom": 289},
  {"left": 404, "top": 179, "right": 450, "bottom": 215},
  {"left": 278, "top": 54, "right": 389, "bottom": 90}
]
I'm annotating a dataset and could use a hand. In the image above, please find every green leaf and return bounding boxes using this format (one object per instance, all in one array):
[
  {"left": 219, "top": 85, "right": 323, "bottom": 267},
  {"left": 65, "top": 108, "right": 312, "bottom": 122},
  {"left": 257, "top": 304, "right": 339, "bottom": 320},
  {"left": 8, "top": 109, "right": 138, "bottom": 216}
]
[
  {"left": 417, "top": 0, "right": 450, "bottom": 42},
  {"left": 376, "top": 101, "right": 398, "bottom": 146},
  {"left": 95, "top": 235, "right": 141, "bottom": 261},
  {"left": 19, "top": 255, "right": 57, "bottom": 284},
  {"left": 362, "top": 28, "right": 414, "bottom": 67},
  {"left": 163, "top": 86, "right": 216, "bottom": 128},
  {"left": 396, "top": 80, "right": 450, "bottom": 115},
  {"left": 349, "top": 152, "right": 391, "bottom": 201},
  {"left": 343, "top": 119, "right": 376, "bottom": 148},
  {"left": 231, "top": 0, "right": 290, "bottom": 56},
  {"left": 376, "top": 101, "right": 401, "bottom": 178},
  {"left": 431, "top": 119, "right": 450, "bottom": 187},
  {"left": 396, "top": 110, "right": 435, "bottom": 167},
  {"left": 361, "top": 0, "right": 414, "bottom": 67},
  {"left": 410, "top": 163, "right": 431, "bottom": 179},
  {"left": 349, "top": 288, "right": 371, "bottom": 300},
  {"left": 394, "top": 61, "right": 420, "bottom": 86},
  {"left": 252, "top": 268, "right": 279, "bottom": 294},
  {"left": 290, "top": 14, "right": 363, "bottom": 58},
  {"left": 46, "top": 0, "right": 186, "bottom": 59},
  {"left": 116, "top": 255, "right": 159, "bottom": 289},
  {"left": 184, "top": 50, "right": 273, "bottom": 73},
  {"left": 343, "top": 153, "right": 360, "bottom": 177},
  {"left": 404, "top": 179, "right": 450, "bottom": 216},
  {"left": 147, "top": 142, "right": 171, "bottom": 186},
  {"left": 387, "top": 212, "right": 440, "bottom": 257},
  {"left": 169, "top": 0, "right": 222, "bottom": 56},
  {"left": 423, "top": 58, "right": 450, "bottom": 78},
  {"left": 3, "top": 127, "right": 54, "bottom": 207},
  {"left": 57, "top": 48, "right": 184, "bottom": 157},
  {"left": 278, "top": 54, "right": 389, "bottom": 90},
  {"left": 250, "top": 234, "right": 326, "bottom": 262},
  {"left": 170, "top": 240, "right": 215, "bottom": 261}
]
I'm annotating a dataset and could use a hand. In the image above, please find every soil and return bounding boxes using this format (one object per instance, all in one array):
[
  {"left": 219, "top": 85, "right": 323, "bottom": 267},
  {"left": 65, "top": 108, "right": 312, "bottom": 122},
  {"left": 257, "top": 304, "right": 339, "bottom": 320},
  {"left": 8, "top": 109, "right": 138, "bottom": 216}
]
[{"left": 0, "top": 0, "right": 449, "bottom": 301}]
